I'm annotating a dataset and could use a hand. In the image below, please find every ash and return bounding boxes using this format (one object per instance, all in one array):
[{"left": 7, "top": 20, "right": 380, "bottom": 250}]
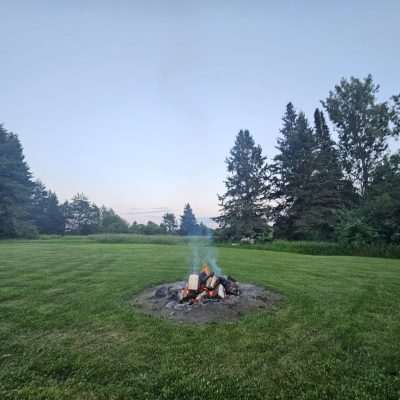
[{"left": 133, "top": 281, "right": 282, "bottom": 324}]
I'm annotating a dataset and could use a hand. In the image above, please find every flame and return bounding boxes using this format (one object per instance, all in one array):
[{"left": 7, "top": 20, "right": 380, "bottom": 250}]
[{"left": 201, "top": 263, "right": 211, "bottom": 275}]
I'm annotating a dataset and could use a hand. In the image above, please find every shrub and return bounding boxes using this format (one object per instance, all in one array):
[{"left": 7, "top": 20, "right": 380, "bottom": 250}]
[
  {"left": 335, "top": 210, "right": 378, "bottom": 247},
  {"left": 15, "top": 221, "right": 39, "bottom": 239}
]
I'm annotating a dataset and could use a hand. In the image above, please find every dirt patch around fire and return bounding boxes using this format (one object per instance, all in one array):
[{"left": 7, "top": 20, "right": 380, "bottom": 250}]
[{"left": 132, "top": 281, "right": 283, "bottom": 324}]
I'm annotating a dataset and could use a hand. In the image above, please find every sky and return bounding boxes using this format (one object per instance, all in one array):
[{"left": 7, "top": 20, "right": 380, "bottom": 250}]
[{"left": 1, "top": 1, "right": 399, "bottom": 224}]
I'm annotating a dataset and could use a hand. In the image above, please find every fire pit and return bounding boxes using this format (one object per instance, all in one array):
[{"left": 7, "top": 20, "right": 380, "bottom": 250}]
[{"left": 133, "top": 263, "right": 283, "bottom": 324}]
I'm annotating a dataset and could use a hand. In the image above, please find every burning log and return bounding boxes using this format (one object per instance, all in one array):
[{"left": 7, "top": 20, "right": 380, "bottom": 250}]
[
  {"left": 219, "top": 277, "right": 240, "bottom": 296},
  {"left": 188, "top": 274, "right": 199, "bottom": 291},
  {"left": 217, "top": 284, "right": 226, "bottom": 299},
  {"left": 206, "top": 275, "right": 218, "bottom": 289},
  {"left": 194, "top": 291, "right": 207, "bottom": 303},
  {"left": 178, "top": 287, "right": 191, "bottom": 302},
  {"left": 179, "top": 264, "right": 239, "bottom": 305}
]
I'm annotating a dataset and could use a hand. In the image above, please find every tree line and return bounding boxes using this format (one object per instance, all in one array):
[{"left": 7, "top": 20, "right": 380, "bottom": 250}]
[
  {"left": 216, "top": 75, "right": 400, "bottom": 246},
  {"left": 2, "top": 74, "right": 399, "bottom": 244},
  {"left": 62, "top": 196, "right": 208, "bottom": 236},
  {"left": 0, "top": 129, "right": 208, "bottom": 238}
]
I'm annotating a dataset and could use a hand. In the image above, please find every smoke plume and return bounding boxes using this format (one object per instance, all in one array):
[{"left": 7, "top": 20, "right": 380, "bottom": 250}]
[{"left": 188, "top": 234, "right": 222, "bottom": 276}]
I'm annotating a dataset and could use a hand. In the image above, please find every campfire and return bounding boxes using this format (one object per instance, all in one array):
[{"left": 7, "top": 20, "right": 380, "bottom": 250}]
[
  {"left": 134, "top": 263, "right": 282, "bottom": 323},
  {"left": 178, "top": 263, "right": 240, "bottom": 304}
]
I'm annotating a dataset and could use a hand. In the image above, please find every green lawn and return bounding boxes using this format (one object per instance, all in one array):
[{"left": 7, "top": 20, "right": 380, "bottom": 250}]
[{"left": 1, "top": 239, "right": 400, "bottom": 399}]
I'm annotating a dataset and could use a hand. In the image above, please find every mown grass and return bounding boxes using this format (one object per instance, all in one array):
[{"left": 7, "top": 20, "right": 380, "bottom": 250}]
[{"left": 1, "top": 239, "right": 400, "bottom": 399}]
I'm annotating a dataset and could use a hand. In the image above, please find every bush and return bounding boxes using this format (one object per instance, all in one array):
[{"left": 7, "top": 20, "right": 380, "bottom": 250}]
[
  {"left": 335, "top": 210, "right": 378, "bottom": 246},
  {"left": 218, "top": 239, "right": 400, "bottom": 259},
  {"left": 15, "top": 221, "right": 39, "bottom": 239},
  {"left": 89, "top": 234, "right": 182, "bottom": 245},
  {"left": 88, "top": 234, "right": 210, "bottom": 246}
]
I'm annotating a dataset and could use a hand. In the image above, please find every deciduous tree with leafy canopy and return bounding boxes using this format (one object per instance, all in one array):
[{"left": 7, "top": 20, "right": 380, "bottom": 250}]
[{"left": 323, "top": 75, "right": 399, "bottom": 197}]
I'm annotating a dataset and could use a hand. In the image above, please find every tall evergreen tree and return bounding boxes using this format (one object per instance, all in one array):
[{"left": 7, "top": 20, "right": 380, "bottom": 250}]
[
  {"left": 31, "top": 180, "right": 65, "bottom": 234},
  {"left": 269, "top": 103, "right": 297, "bottom": 237},
  {"left": 0, "top": 124, "right": 35, "bottom": 237},
  {"left": 301, "top": 109, "right": 345, "bottom": 239},
  {"left": 45, "top": 191, "right": 65, "bottom": 233},
  {"left": 323, "top": 75, "right": 398, "bottom": 197},
  {"left": 270, "top": 105, "right": 317, "bottom": 239},
  {"left": 180, "top": 204, "right": 198, "bottom": 236},
  {"left": 215, "top": 130, "right": 269, "bottom": 241}
]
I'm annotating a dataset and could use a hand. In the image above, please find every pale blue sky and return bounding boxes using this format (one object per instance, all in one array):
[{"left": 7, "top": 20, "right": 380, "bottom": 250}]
[{"left": 1, "top": 1, "right": 399, "bottom": 223}]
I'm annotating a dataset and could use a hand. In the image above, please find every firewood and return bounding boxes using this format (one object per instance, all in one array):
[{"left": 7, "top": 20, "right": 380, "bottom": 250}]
[
  {"left": 217, "top": 284, "right": 226, "bottom": 299},
  {"left": 188, "top": 274, "right": 199, "bottom": 291},
  {"left": 178, "top": 287, "right": 191, "bottom": 302},
  {"left": 194, "top": 290, "right": 207, "bottom": 303},
  {"left": 218, "top": 276, "right": 228, "bottom": 288},
  {"left": 206, "top": 275, "right": 218, "bottom": 289},
  {"left": 199, "top": 265, "right": 212, "bottom": 283},
  {"left": 199, "top": 271, "right": 209, "bottom": 284},
  {"left": 225, "top": 281, "right": 240, "bottom": 296}
]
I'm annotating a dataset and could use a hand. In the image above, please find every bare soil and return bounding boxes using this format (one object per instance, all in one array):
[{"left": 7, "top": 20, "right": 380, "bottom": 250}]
[{"left": 132, "top": 281, "right": 283, "bottom": 324}]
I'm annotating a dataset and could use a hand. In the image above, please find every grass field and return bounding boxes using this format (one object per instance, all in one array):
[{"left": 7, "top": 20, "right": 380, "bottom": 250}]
[
  {"left": 1, "top": 239, "right": 400, "bottom": 399},
  {"left": 36, "top": 234, "right": 400, "bottom": 258}
]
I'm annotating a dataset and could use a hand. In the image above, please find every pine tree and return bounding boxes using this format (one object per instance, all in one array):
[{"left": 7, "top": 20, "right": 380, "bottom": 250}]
[
  {"left": 301, "top": 109, "right": 344, "bottom": 239},
  {"left": 270, "top": 105, "right": 317, "bottom": 239},
  {"left": 180, "top": 204, "right": 198, "bottom": 236},
  {"left": 0, "top": 124, "right": 35, "bottom": 237},
  {"left": 46, "top": 191, "right": 65, "bottom": 234},
  {"left": 31, "top": 180, "right": 65, "bottom": 234},
  {"left": 215, "top": 130, "right": 269, "bottom": 241},
  {"left": 269, "top": 103, "right": 297, "bottom": 236}
]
